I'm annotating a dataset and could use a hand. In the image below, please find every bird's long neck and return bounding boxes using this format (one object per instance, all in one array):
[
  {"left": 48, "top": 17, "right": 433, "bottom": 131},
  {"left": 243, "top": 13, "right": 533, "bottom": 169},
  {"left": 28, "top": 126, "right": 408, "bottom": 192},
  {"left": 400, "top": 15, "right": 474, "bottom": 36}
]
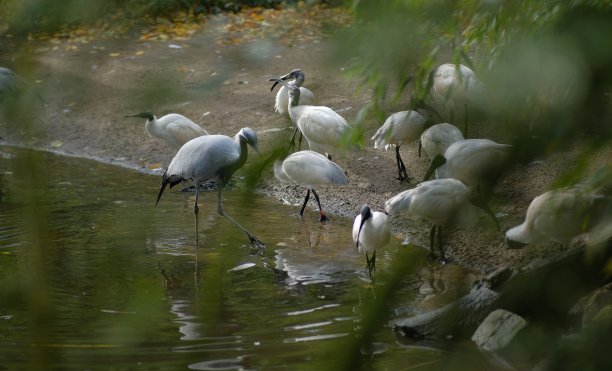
[
  {"left": 218, "top": 135, "right": 249, "bottom": 185},
  {"left": 236, "top": 135, "right": 250, "bottom": 167},
  {"left": 287, "top": 90, "right": 301, "bottom": 123},
  {"left": 288, "top": 104, "right": 305, "bottom": 124}
]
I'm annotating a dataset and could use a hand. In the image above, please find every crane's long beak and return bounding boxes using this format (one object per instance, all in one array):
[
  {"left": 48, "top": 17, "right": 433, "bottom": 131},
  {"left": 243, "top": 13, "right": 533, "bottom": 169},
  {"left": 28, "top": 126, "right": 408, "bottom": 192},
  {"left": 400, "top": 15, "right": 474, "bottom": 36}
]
[{"left": 423, "top": 154, "right": 446, "bottom": 181}]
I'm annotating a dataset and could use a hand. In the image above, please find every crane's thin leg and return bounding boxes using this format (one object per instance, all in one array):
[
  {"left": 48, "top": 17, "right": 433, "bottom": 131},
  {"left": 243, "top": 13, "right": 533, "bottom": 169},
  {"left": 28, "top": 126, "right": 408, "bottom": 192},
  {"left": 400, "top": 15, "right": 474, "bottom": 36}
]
[
  {"left": 194, "top": 239, "right": 200, "bottom": 289},
  {"left": 216, "top": 187, "right": 265, "bottom": 250},
  {"left": 193, "top": 182, "right": 200, "bottom": 249},
  {"left": 395, "top": 146, "right": 409, "bottom": 181},
  {"left": 299, "top": 189, "right": 311, "bottom": 217},
  {"left": 311, "top": 189, "right": 328, "bottom": 222}
]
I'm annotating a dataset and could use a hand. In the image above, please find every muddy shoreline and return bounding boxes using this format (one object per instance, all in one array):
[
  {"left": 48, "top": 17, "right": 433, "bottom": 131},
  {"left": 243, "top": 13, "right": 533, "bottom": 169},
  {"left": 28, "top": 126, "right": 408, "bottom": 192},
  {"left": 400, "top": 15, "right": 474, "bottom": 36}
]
[{"left": 2, "top": 29, "right": 610, "bottom": 273}]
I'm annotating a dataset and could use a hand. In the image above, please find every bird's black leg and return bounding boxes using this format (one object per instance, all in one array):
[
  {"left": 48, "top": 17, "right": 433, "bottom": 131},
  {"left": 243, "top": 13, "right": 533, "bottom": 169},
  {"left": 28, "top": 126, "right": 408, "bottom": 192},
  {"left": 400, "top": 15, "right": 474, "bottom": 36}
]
[
  {"left": 298, "top": 131, "right": 303, "bottom": 151},
  {"left": 395, "top": 147, "right": 403, "bottom": 180},
  {"left": 312, "top": 189, "right": 328, "bottom": 222},
  {"left": 395, "top": 146, "right": 409, "bottom": 181},
  {"left": 299, "top": 189, "right": 311, "bottom": 218},
  {"left": 366, "top": 251, "right": 376, "bottom": 279},
  {"left": 429, "top": 225, "right": 437, "bottom": 260},
  {"left": 437, "top": 226, "right": 447, "bottom": 264}
]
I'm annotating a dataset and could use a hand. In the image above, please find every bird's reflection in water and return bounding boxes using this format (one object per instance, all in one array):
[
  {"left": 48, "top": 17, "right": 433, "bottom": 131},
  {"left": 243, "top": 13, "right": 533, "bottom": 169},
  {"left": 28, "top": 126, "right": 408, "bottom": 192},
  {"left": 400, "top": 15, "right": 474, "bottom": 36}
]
[
  {"left": 273, "top": 220, "right": 358, "bottom": 286},
  {"left": 417, "top": 262, "right": 479, "bottom": 310},
  {"left": 161, "top": 266, "right": 203, "bottom": 341}
]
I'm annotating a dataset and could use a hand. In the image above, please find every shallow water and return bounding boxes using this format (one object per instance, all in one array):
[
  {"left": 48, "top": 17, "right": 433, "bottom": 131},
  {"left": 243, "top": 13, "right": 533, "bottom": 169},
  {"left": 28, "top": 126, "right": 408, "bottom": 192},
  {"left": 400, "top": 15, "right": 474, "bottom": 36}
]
[{"left": 0, "top": 146, "right": 480, "bottom": 370}]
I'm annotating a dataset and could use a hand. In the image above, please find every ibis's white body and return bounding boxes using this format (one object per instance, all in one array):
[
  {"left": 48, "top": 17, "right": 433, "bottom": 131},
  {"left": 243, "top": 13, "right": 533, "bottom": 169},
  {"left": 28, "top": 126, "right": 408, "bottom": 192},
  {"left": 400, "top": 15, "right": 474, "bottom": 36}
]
[
  {"left": 372, "top": 110, "right": 427, "bottom": 150},
  {"left": 420, "top": 123, "right": 464, "bottom": 159},
  {"left": 385, "top": 178, "right": 476, "bottom": 227},
  {"left": 275, "top": 84, "right": 315, "bottom": 117},
  {"left": 146, "top": 113, "right": 208, "bottom": 149},
  {"left": 429, "top": 63, "right": 484, "bottom": 120},
  {"left": 435, "top": 139, "right": 512, "bottom": 190},
  {"left": 352, "top": 210, "right": 390, "bottom": 256},
  {"left": 289, "top": 104, "right": 354, "bottom": 158},
  {"left": 274, "top": 150, "right": 348, "bottom": 188},
  {"left": 506, "top": 189, "right": 608, "bottom": 247}
]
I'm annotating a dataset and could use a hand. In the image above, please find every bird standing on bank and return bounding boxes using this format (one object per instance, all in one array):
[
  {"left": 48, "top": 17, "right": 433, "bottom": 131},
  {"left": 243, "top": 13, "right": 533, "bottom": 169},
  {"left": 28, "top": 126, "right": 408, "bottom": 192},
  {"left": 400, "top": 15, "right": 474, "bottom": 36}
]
[
  {"left": 274, "top": 150, "right": 349, "bottom": 222},
  {"left": 423, "top": 139, "right": 512, "bottom": 230},
  {"left": 271, "top": 78, "right": 355, "bottom": 160},
  {"left": 271, "top": 69, "right": 316, "bottom": 150},
  {"left": 506, "top": 188, "right": 610, "bottom": 249},
  {"left": 353, "top": 205, "right": 390, "bottom": 279},
  {"left": 125, "top": 112, "right": 208, "bottom": 149},
  {"left": 385, "top": 178, "right": 496, "bottom": 261},
  {"left": 419, "top": 122, "right": 464, "bottom": 160},
  {"left": 155, "top": 127, "right": 264, "bottom": 249},
  {"left": 372, "top": 110, "right": 427, "bottom": 181},
  {"left": 428, "top": 63, "right": 484, "bottom": 137},
  {"left": 424, "top": 139, "right": 512, "bottom": 197},
  {"left": 271, "top": 68, "right": 315, "bottom": 118}
]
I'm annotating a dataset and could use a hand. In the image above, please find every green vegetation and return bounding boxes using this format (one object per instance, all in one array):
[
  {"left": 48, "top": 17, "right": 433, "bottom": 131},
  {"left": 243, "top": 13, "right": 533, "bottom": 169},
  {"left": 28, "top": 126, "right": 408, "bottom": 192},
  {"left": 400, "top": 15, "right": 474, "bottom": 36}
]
[{"left": 1, "top": 0, "right": 610, "bottom": 370}]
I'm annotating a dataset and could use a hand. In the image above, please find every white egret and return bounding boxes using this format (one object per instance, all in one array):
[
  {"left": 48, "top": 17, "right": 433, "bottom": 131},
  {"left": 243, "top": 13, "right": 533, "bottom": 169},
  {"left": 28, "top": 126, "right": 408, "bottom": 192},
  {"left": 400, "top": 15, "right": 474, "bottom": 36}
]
[
  {"left": 270, "top": 68, "right": 315, "bottom": 118},
  {"left": 352, "top": 205, "right": 390, "bottom": 279},
  {"left": 428, "top": 63, "right": 484, "bottom": 137},
  {"left": 385, "top": 178, "right": 496, "bottom": 261},
  {"left": 271, "top": 78, "right": 356, "bottom": 160},
  {"left": 274, "top": 150, "right": 349, "bottom": 222},
  {"left": 125, "top": 112, "right": 208, "bottom": 149},
  {"left": 156, "top": 127, "right": 264, "bottom": 249},
  {"left": 419, "top": 123, "right": 464, "bottom": 160},
  {"left": 372, "top": 110, "right": 427, "bottom": 181},
  {"left": 424, "top": 138, "right": 513, "bottom": 200},
  {"left": 506, "top": 188, "right": 609, "bottom": 249}
]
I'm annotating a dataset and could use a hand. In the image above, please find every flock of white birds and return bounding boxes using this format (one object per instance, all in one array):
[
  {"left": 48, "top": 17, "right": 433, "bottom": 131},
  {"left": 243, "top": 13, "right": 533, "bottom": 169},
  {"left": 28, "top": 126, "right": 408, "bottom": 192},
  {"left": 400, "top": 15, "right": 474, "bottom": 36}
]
[{"left": 116, "top": 63, "right": 609, "bottom": 278}]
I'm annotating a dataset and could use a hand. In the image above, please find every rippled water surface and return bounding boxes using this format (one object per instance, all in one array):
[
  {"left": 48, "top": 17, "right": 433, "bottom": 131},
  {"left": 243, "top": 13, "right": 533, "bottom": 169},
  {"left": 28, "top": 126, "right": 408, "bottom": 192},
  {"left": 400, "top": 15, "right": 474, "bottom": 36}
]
[{"left": 0, "top": 146, "right": 478, "bottom": 370}]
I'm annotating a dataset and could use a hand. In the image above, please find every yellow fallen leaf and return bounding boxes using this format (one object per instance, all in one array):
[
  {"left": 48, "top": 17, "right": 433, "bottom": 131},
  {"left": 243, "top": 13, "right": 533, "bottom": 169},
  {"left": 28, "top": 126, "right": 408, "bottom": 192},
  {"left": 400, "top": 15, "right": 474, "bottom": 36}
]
[
  {"left": 109, "top": 52, "right": 120, "bottom": 57},
  {"left": 135, "top": 50, "right": 144, "bottom": 55},
  {"left": 51, "top": 140, "right": 63, "bottom": 148}
]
